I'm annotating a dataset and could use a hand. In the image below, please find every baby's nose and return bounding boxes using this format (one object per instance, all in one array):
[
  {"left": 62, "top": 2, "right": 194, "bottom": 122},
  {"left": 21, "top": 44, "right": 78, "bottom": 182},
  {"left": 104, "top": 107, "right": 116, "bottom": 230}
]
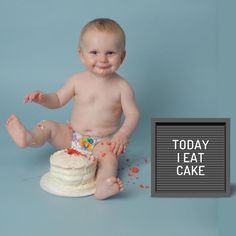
[{"left": 99, "top": 54, "right": 108, "bottom": 62}]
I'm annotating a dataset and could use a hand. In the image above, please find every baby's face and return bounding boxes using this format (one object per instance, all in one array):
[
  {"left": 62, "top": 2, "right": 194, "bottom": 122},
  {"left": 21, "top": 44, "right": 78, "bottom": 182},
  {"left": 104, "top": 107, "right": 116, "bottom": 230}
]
[{"left": 79, "top": 30, "right": 125, "bottom": 78}]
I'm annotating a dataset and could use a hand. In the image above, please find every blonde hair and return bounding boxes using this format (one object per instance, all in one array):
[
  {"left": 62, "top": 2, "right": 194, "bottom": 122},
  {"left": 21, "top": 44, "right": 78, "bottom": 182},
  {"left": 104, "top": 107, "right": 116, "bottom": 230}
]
[{"left": 79, "top": 18, "right": 126, "bottom": 50}]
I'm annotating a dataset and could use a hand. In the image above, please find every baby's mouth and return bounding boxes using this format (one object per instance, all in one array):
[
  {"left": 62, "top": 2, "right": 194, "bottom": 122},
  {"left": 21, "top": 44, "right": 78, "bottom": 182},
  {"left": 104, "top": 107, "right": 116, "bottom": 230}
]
[{"left": 97, "top": 64, "right": 110, "bottom": 70}]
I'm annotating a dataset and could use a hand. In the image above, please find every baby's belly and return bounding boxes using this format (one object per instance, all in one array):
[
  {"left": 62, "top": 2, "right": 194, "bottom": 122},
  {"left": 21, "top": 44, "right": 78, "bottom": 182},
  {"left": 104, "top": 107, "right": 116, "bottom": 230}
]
[{"left": 70, "top": 110, "right": 120, "bottom": 137}]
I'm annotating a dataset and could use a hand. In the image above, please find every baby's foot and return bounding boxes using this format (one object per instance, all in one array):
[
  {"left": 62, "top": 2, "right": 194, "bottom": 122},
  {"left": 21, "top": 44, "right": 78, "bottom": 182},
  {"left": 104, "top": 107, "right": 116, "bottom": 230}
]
[
  {"left": 6, "top": 114, "right": 29, "bottom": 148},
  {"left": 95, "top": 176, "right": 124, "bottom": 200}
]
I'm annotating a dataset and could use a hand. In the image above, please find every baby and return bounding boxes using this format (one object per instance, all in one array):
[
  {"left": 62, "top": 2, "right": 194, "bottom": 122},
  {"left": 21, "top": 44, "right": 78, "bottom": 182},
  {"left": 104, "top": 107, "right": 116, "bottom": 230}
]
[{"left": 6, "top": 18, "right": 140, "bottom": 200}]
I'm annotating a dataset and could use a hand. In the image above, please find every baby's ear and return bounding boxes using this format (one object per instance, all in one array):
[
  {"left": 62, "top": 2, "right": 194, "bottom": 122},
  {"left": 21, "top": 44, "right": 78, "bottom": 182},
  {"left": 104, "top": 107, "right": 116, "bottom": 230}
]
[
  {"left": 120, "top": 50, "right": 126, "bottom": 64},
  {"left": 78, "top": 47, "right": 82, "bottom": 56},
  {"left": 78, "top": 48, "right": 85, "bottom": 64}
]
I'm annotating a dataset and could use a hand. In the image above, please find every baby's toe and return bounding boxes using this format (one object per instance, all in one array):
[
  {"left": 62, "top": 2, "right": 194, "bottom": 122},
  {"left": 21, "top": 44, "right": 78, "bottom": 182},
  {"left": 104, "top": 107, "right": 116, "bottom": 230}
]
[
  {"left": 117, "top": 178, "right": 122, "bottom": 184},
  {"left": 119, "top": 184, "right": 124, "bottom": 192},
  {"left": 6, "top": 115, "right": 14, "bottom": 125},
  {"left": 117, "top": 178, "right": 124, "bottom": 190}
]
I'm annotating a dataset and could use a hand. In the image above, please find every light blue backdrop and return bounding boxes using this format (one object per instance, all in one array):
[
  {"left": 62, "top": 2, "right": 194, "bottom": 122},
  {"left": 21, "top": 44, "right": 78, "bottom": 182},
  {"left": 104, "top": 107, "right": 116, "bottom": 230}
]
[{"left": 0, "top": 1, "right": 235, "bottom": 235}]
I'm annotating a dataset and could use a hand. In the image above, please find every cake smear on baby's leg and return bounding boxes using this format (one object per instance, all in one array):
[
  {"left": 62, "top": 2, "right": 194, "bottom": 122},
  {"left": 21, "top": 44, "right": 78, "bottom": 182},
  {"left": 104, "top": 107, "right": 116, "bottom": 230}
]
[{"left": 95, "top": 176, "right": 124, "bottom": 200}]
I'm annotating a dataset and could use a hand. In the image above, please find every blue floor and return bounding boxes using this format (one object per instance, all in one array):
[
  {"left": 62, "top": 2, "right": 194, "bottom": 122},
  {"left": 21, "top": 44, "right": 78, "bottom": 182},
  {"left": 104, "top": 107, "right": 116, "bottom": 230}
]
[{"left": 1, "top": 127, "right": 234, "bottom": 236}]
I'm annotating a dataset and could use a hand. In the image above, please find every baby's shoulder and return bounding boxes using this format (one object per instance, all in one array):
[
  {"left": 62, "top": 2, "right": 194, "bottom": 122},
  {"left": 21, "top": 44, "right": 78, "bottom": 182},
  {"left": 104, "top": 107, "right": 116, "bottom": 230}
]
[
  {"left": 65, "top": 72, "right": 87, "bottom": 85},
  {"left": 115, "top": 76, "right": 132, "bottom": 90},
  {"left": 114, "top": 76, "right": 134, "bottom": 96}
]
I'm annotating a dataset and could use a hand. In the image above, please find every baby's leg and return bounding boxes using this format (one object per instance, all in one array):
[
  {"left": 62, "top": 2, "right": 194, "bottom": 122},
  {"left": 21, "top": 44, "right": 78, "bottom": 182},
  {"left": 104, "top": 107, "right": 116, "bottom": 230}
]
[
  {"left": 93, "top": 140, "right": 124, "bottom": 200},
  {"left": 6, "top": 114, "right": 72, "bottom": 149}
]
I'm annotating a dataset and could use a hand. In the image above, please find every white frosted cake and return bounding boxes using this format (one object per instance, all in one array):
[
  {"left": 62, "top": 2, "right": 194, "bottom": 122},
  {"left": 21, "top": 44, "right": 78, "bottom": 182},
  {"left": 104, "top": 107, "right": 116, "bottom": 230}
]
[{"left": 40, "top": 148, "right": 97, "bottom": 197}]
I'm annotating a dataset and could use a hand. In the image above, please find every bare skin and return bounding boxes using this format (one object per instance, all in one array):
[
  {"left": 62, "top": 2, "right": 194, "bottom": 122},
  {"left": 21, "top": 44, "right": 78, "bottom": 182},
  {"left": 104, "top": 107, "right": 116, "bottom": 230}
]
[
  {"left": 93, "top": 141, "right": 124, "bottom": 199},
  {"left": 6, "top": 30, "right": 140, "bottom": 199}
]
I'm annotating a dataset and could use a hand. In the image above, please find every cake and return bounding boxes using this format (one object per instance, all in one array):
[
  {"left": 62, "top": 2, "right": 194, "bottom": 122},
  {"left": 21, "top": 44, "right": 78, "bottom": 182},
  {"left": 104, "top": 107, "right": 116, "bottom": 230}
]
[{"left": 40, "top": 148, "right": 97, "bottom": 197}]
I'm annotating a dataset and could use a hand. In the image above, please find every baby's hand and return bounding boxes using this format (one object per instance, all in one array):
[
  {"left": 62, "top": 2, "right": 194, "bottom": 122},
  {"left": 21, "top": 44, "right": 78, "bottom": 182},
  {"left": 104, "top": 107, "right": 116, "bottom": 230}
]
[
  {"left": 110, "top": 132, "right": 128, "bottom": 156},
  {"left": 24, "top": 91, "right": 46, "bottom": 104}
]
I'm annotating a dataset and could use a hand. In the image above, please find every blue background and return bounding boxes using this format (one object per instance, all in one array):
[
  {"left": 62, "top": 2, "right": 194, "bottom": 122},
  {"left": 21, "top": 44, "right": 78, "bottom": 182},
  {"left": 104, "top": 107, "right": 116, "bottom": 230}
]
[{"left": 0, "top": 0, "right": 235, "bottom": 235}]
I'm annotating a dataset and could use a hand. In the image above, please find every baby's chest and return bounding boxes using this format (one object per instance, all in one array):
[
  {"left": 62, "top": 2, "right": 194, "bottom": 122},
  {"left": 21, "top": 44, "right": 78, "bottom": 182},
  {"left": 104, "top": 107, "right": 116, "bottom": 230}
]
[{"left": 76, "top": 88, "right": 120, "bottom": 106}]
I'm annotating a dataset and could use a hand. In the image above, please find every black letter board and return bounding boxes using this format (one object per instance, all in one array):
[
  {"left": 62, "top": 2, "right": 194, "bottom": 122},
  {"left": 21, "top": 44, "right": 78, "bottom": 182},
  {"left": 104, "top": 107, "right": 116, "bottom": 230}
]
[{"left": 151, "top": 118, "right": 230, "bottom": 197}]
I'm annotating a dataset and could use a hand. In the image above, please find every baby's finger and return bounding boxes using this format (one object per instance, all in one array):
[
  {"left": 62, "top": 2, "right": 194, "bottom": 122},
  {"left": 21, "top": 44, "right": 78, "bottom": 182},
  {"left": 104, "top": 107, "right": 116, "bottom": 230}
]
[
  {"left": 112, "top": 143, "right": 120, "bottom": 155},
  {"left": 117, "top": 145, "right": 124, "bottom": 156},
  {"left": 110, "top": 142, "right": 116, "bottom": 153},
  {"left": 110, "top": 141, "right": 116, "bottom": 152},
  {"left": 24, "top": 95, "right": 30, "bottom": 103},
  {"left": 27, "top": 95, "right": 34, "bottom": 103},
  {"left": 29, "top": 93, "right": 36, "bottom": 101},
  {"left": 120, "top": 145, "right": 127, "bottom": 155},
  {"left": 31, "top": 92, "right": 41, "bottom": 102}
]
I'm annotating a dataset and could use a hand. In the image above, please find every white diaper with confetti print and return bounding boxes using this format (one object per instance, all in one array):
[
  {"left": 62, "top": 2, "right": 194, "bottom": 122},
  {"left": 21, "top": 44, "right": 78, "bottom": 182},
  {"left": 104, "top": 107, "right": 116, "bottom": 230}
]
[{"left": 71, "top": 132, "right": 109, "bottom": 155}]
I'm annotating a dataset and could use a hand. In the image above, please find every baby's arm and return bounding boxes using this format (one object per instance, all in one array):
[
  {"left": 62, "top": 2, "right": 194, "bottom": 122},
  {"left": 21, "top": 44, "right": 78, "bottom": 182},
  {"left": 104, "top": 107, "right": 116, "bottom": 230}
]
[
  {"left": 24, "top": 91, "right": 61, "bottom": 108},
  {"left": 24, "top": 75, "right": 76, "bottom": 109},
  {"left": 111, "top": 80, "right": 140, "bottom": 156}
]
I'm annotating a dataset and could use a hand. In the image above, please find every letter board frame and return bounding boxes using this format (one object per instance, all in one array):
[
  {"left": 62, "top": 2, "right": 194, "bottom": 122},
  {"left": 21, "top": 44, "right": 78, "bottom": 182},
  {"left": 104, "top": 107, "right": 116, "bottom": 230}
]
[{"left": 151, "top": 118, "right": 230, "bottom": 197}]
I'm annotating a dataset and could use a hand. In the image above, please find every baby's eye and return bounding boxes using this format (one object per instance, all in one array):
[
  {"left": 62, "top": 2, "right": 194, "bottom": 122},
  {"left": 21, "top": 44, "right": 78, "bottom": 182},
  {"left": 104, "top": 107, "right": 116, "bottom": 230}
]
[
  {"left": 106, "top": 51, "right": 115, "bottom": 55},
  {"left": 90, "top": 50, "right": 98, "bottom": 55}
]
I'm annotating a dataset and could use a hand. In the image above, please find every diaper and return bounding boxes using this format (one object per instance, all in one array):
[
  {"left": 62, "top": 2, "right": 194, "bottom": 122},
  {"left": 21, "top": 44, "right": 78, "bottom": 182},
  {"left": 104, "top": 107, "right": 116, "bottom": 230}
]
[{"left": 71, "top": 131, "right": 109, "bottom": 154}]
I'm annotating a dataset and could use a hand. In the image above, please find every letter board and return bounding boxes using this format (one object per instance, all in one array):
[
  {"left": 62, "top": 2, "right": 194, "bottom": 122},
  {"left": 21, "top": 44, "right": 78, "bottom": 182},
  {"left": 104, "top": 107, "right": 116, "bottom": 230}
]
[{"left": 151, "top": 118, "right": 230, "bottom": 197}]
